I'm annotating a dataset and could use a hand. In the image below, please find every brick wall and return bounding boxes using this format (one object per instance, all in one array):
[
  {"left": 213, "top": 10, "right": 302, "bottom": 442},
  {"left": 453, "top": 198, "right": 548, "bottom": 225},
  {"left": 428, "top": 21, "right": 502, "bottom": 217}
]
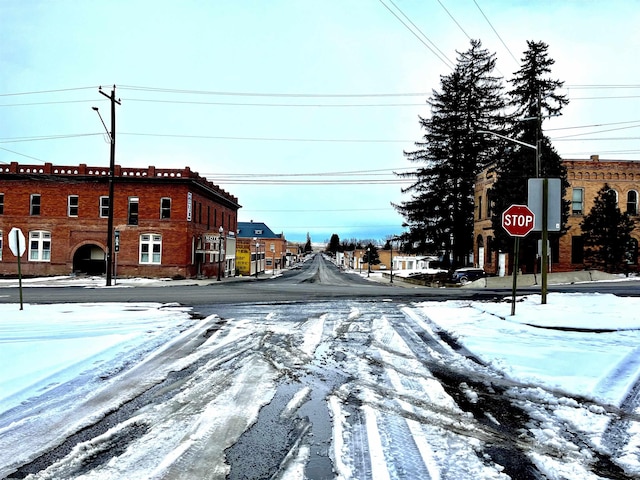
[{"left": 0, "top": 163, "right": 239, "bottom": 278}]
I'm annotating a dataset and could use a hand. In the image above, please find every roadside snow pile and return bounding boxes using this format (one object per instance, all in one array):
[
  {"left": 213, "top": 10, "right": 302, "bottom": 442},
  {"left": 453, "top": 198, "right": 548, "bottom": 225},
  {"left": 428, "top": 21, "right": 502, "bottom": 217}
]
[
  {"left": 418, "top": 293, "right": 640, "bottom": 406},
  {"left": 0, "top": 303, "right": 194, "bottom": 414}
]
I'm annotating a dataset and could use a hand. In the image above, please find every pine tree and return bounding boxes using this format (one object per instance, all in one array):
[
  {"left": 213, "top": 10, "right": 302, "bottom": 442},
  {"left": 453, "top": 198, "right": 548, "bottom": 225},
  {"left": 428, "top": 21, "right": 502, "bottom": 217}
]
[
  {"left": 304, "top": 233, "right": 312, "bottom": 253},
  {"left": 363, "top": 243, "right": 381, "bottom": 265},
  {"left": 490, "top": 41, "right": 570, "bottom": 265},
  {"left": 394, "top": 40, "right": 506, "bottom": 268},
  {"left": 581, "top": 184, "right": 636, "bottom": 272},
  {"left": 327, "top": 234, "right": 341, "bottom": 254}
]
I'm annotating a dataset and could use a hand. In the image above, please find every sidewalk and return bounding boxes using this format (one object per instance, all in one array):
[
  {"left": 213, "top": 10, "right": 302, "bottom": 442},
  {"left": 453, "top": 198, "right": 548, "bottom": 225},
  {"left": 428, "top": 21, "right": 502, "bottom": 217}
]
[{"left": 0, "top": 272, "right": 272, "bottom": 288}]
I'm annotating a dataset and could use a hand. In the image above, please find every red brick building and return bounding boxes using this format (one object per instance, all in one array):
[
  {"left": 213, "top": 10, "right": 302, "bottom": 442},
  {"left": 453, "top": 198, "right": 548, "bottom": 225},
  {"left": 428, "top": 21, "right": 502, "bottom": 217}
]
[
  {"left": 474, "top": 155, "right": 640, "bottom": 274},
  {"left": 236, "top": 221, "right": 289, "bottom": 276},
  {"left": 0, "top": 162, "right": 240, "bottom": 279}
]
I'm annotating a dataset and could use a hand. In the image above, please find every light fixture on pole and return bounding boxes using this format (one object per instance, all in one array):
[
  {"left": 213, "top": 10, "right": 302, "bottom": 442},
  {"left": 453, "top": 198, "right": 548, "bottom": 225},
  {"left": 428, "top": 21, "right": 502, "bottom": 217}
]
[
  {"left": 93, "top": 85, "right": 120, "bottom": 287},
  {"left": 367, "top": 247, "right": 371, "bottom": 277},
  {"left": 217, "top": 226, "right": 224, "bottom": 281},
  {"left": 478, "top": 129, "right": 552, "bottom": 305}
]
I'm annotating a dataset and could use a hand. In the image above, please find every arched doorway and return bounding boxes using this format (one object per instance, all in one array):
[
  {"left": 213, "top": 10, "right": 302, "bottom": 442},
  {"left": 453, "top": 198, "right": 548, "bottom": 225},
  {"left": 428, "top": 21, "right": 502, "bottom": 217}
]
[{"left": 73, "top": 244, "right": 106, "bottom": 275}]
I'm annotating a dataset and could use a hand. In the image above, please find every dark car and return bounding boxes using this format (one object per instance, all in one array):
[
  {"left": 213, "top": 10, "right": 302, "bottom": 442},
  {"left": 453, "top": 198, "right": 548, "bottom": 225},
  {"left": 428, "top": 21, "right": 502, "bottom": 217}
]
[{"left": 451, "top": 267, "right": 487, "bottom": 285}]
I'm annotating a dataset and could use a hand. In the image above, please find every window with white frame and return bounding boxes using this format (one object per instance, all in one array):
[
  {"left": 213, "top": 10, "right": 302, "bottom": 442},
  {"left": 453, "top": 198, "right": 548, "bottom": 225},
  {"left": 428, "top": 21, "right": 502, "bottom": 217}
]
[
  {"left": 128, "top": 197, "right": 139, "bottom": 225},
  {"left": 571, "top": 188, "right": 584, "bottom": 215},
  {"left": 100, "top": 196, "right": 109, "bottom": 217},
  {"left": 29, "top": 230, "right": 51, "bottom": 261},
  {"left": 68, "top": 195, "right": 79, "bottom": 217},
  {"left": 0, "top": 231, "right": 3, "bottom": 261},
  {"left": 139, "top": 234, "right": 162, "bottom": 264},
  {"left": 0, "top": 193, "right": 4, "bottom": 215},
  {"left": 627, "top": 190, "right": 638, "bottom": 215},
  {"left": 30, "top": 194, "right": 41, "bottom": 216}
]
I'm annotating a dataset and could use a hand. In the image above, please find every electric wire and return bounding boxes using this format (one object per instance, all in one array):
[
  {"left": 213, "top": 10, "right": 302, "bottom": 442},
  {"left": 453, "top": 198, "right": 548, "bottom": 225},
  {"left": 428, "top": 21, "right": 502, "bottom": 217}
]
[
  {"left": 377, "top": 0, "right": 455, "bottom": 70},
  {"left": 472, "top": 0, "right": 519, "bottom": 66},
  {"left": 386, "top": 0, "right": 455, "bottom": 68},
  {"left": 436, "top": 0, "right": 472, "bottom": 40}
]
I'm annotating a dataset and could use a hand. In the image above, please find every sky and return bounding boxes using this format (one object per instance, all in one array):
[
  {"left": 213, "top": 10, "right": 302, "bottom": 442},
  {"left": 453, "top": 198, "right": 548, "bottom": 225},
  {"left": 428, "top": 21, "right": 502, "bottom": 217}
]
[{"left": 2, "top": 1, "right": 640, "bottom": 243}]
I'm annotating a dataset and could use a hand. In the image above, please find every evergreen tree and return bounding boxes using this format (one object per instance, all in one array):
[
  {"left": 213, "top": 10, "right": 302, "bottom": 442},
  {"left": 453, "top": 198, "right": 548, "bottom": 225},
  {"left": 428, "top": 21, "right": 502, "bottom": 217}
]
[
  {"left": 490, "top": 41, "right": 570, "bottom": 263},
  {"left": 581, "top": 184, "right": 635, "bottom": 272},
  {"left": 327, "top": 234, "right": 341, "bottom": 254},
  {"left": 394, "top": 40, "right": 506, "bottom": 267},
  {"left": 363, "top": 243, "right": 381, "bottom": 265},
  {"left": 304, "top": 232, "right": 312, "bottom": 253}
]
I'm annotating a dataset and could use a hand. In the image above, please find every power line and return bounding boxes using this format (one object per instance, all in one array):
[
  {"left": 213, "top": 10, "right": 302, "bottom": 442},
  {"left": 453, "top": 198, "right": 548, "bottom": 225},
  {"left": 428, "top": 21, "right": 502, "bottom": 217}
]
[
  {"left": 436, "top": 0, "right": 472, "bottom": 40},
  {"left": 244, "top": 207, "right": 393, "bottom": 212},
  {"left": 472, "top": 0, "right": 519, "bottom": 66},
  {"left": 209, "top": 167, "right": 412, "bottom": 178},
  {"left": 0, "top": 86, "right": 100, "bottom": 97},
  {"left": 377, "top": 0, "right": 455, "bottom": 70},
  {"left": 120, "top": 132, "right": 414, "bottom": 143},
  {"left": 385, "top": 0, "right": 455, "bottom": 68},
  {"left": 118, "top": 85, "right": 430, "bottom": 98}
]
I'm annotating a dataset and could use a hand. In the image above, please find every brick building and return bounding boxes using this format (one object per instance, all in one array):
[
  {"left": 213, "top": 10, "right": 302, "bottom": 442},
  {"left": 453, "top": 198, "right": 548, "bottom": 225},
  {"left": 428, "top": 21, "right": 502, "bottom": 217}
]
[
  {"left": 236, "top": 221, "right": 289, "bottom": 276},
  {"left": 0, "top": 162, "right": 240, "bottom": 279},
  {"left": 474, "top": 155, "right": 640, "bottom": 274}
]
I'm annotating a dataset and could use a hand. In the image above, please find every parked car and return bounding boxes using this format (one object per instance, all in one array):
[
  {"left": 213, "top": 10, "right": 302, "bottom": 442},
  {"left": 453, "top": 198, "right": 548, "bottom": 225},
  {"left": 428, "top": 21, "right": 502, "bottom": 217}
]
[{"left": 451, "top": 267, "right": 487, "bottom": 285}]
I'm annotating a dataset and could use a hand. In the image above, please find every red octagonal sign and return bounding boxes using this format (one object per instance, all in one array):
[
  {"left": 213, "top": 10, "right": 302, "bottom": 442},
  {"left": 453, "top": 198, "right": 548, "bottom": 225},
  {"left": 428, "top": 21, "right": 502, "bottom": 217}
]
[{"left": 502, "top": 204, "right": 535, "bottom": 237}]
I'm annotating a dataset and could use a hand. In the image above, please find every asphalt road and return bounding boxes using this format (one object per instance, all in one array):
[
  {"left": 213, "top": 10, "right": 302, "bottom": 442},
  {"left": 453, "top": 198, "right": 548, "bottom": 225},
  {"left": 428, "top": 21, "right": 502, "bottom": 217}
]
[
  {"left": 1, "top": 254, "right": 637, "bottom": 306},
  {"left": 4, "top": 254, "right": 640, "bottom": 479}
]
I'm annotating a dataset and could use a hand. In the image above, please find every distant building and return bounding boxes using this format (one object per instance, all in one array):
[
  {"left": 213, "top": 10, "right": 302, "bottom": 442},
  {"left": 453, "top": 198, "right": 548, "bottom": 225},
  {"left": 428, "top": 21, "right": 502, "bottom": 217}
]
[
  {"left": 236, "top": 221, "right": 290, "bottom": 276},
  {"left": 474, "top": 155, "right": 640, "bottom": 274},
  {"left": 0, "top": 162, "right": 240, "bottom": 279}
]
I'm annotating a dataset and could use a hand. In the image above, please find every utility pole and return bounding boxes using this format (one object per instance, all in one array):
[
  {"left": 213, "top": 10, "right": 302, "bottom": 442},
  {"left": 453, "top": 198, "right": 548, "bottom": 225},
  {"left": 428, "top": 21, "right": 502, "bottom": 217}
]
[{"left": 98, "top": 85, "right": 121, "bottom": 286}]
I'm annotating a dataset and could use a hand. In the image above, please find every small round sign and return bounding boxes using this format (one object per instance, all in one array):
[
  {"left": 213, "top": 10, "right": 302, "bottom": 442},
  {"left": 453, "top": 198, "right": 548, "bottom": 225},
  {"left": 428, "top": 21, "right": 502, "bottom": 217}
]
[
  {"left": 502, "top": 205, "right": 535, "bottom": 237},
  {"left": 8, "top": 227, "right": 27, "bottom": 257}
]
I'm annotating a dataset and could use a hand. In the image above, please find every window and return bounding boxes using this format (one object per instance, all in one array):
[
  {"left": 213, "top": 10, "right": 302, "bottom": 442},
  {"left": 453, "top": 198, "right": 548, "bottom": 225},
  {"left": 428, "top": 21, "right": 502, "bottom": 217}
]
[
  {"left": 0, "top": 193, "right": 4, "bottom": 215},
  {"left": 68, "top": 195, "right": 79, "bottom": 217},
  {"left": 140, "top": 234, "right": 162, "bottom": 264},
  {"left": 100, "top": 196, "right": 109, "bottom": 217},
  {"left": 29, "top": 230, "right": 51, "bottom": 262},
  {"left": 0, "top": 231, "right": 2, "bottom": 261},
  {"left": 571, "top": 188, "right": 584, "bottom": 215},
  {"left": 477, "top": 195, "right": 483, "bottom": 220},
  {"left": 627, "top": 190, "right": 638, "bottom": 215},
  {"left": 128, "top": 197, "right": 139, "bottom": 225},
  {"left": 30, "top": 194, "right": 41, "bottom": 216},
  {"left": 160, "top": 197, "right": 171, "bottom": 219}
]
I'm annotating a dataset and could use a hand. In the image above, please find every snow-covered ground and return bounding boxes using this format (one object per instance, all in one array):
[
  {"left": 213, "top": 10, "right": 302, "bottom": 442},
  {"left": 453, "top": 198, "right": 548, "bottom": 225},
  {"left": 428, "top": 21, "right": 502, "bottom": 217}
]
[{"left": 1, "top": 280, "right": 640, "bottom": 478}]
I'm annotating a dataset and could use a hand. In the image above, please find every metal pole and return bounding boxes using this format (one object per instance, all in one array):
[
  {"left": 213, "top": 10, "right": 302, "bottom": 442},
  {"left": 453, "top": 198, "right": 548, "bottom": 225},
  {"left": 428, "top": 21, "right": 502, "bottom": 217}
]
[
  {"left": 16, "top": 229, "right": 23, "bottom": 311},
  {"left": 217, "top": 235, "right": 222, "bottom": 281},
  {"left": 541, "top": 178, "right": 549, "bottom": 304},
  {"left": 390, "top": 242, "right": 393, "bottom": 284},
  {"left": 511, "top": 237, "right": 520, "bottom": 316}
]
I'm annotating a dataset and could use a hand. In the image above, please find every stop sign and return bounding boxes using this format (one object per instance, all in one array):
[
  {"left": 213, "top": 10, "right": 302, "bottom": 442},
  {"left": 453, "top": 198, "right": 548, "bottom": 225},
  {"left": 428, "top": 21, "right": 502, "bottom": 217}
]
[{"left": 502, "top": 204, "right": 535, "bottom": 237}]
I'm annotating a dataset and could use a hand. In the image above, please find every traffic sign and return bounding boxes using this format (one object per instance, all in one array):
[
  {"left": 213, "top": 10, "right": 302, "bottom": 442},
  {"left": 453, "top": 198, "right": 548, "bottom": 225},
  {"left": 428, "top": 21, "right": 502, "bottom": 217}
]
[
  {"left": 8, "top": 227, "right": 26, "bottom": 257},
  {"left": 502, "top": 205, "right": 535, "bottom": 237}
]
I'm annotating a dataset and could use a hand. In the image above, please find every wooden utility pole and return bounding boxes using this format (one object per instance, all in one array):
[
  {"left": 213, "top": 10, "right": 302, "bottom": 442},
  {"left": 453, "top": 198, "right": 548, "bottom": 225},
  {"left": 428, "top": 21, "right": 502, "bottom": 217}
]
[{"left": 98, "top": 85, "right": 121, "bottom": 286}]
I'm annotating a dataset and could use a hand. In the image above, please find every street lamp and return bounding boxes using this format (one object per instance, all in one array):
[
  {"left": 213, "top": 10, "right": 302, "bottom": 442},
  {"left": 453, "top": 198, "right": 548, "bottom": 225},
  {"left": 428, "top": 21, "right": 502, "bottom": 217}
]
[
  {"left": 217, "top": 226, "right": 224, "bottom": 281},
  {"left": 367, "top": 247, "right": 371, "bottom": 278},
  {"left": 253, "top": 237, "right": 260, "bottom": 278},
  {"left": 478, "top": 129, "right": 549, "bottom": 304}
]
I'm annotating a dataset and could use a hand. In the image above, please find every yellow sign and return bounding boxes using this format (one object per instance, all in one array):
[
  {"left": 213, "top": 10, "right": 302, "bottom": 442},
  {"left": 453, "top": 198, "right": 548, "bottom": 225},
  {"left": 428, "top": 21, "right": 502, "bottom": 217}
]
[{"left": 236, "top": 247, "right": 251, "bottom": 275}]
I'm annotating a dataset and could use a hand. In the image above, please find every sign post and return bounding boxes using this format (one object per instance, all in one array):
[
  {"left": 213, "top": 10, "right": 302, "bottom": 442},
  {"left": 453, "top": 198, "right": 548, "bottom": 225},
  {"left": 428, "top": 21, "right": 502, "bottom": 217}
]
[
  {"left": 502, "top": 205, "right": 535, "bottom": 315},
  {"left": 8, "top": 227, "right": 26, "bottom": 310}
]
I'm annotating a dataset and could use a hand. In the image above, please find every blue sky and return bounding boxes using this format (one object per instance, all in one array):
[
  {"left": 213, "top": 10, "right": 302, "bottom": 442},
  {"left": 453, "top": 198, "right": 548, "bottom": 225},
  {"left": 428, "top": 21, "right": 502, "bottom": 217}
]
[{"left": 2, "top": 1, "right": 640, "bottom": 243}]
